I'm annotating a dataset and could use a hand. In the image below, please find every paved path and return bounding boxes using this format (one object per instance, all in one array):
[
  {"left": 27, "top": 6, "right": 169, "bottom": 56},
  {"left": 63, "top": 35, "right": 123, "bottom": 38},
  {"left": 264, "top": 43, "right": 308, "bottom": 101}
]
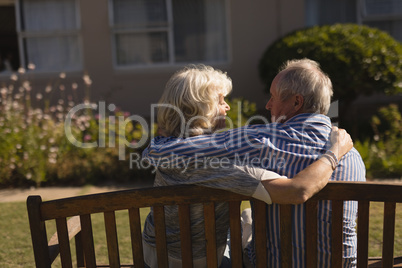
[{"left": 0, "top": 181, "right": 154, "bottom": 203}]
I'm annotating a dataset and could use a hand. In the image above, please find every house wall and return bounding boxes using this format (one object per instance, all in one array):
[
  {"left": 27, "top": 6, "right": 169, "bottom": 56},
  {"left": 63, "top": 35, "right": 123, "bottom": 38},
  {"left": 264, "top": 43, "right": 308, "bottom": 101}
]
[
  {"left": 78, "top": 0, "right": 305, "bottom": 117},
  {"left": 228, "top": 0, "right": 305, "bottom": 114},
  {"left": 0, "top": 0, "right": 306, "bottom": 117}
]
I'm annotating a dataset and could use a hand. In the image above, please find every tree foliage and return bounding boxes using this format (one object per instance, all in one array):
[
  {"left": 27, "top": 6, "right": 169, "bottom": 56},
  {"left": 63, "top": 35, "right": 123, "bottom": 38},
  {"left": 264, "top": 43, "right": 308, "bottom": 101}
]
[{"left": 259, "top": 24, "right": 402, "bottom": 104}]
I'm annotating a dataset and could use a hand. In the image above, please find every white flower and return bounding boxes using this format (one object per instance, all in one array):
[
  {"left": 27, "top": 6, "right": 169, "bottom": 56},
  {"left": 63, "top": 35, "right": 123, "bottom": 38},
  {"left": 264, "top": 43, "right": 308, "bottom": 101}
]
[
  {"left": 83, "top": 74, "right": 92, "bottom": 86},
  {"left": 45, "top": 85, "right": 52, "bottom": 93},
  {"left": 28, "top": 63, "right": 36, "bottom": 70},
  {"left": 18, "top": 67, "right": 25, "bottom": 74},
  {"left": 36, "top": 93, "right": 43, "bottom": 100},
  {"left": 59, "top": 72, "right": 66, "bottom": 79},
  {"left": 10, "top": 74, "right": 18, "bottom": 81},
  {"left": 23, "top": 81, "right": 30, "bottom": 90}
]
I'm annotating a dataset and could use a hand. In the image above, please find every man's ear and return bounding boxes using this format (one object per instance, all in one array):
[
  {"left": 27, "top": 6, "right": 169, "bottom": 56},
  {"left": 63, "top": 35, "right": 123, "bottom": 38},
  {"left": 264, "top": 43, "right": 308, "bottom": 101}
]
[{"left": 294, "top": 94, "right": 304, "bottom": 112}]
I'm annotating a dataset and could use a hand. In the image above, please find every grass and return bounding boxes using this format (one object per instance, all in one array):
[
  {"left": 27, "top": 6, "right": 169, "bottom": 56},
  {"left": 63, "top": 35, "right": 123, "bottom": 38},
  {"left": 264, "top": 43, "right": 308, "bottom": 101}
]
[
  {"left": 368, "top": 202, "right": 402, "bottom": 257},
  {"left": 0, "top": 201, "right": 401, "bottom": 267}
]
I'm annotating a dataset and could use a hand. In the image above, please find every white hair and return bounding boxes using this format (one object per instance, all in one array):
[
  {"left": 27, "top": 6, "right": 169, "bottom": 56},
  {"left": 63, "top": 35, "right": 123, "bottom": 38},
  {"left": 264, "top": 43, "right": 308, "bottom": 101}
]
[{"left": 157, "top": 65, "right": 232, "bottom": 137}]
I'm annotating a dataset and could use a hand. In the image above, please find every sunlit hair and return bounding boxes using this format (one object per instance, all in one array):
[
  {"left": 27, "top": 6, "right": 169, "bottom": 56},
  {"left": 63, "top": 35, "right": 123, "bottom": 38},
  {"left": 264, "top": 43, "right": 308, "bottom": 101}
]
[
  {"left": 157, "top": 64, "right": 232, "bottom": 137},
  {"left": 276, "top": 58, "right": 333, "bottom": 114}
]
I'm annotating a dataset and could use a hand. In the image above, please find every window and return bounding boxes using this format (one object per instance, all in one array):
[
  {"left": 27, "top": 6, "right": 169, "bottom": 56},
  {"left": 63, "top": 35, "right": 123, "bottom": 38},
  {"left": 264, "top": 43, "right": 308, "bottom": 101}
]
[
  {"left": 0, "top": 3, "right": 19, "bottom": 72},
  {"left": 358, "top": 0, "right": 402, "bottom": 41},
  {"left": 17, "top": 0, "right": 82, "bottom": 72},
  {"left": 305, "top": 0, "right": 402, "bottom": 42},
  {"left": 110, "top": 0, "right": 229, "bottom": 68}
]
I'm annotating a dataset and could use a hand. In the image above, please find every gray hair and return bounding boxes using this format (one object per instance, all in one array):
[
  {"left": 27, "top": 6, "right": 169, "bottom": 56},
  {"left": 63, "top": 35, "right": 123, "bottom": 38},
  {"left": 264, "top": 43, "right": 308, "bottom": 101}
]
[{"left": 276, "top": 58, "right": 333, "bottom": 114}]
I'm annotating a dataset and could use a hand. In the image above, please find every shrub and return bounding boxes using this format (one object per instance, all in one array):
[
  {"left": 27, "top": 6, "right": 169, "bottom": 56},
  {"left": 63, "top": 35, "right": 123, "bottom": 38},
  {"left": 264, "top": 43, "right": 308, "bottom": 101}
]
[
  {"left": 0, "top": 72, "right": 153, "bottom": 188},
  {"left": 355, "top": 104, "right": 402, "bottom": 179},
  {"left": 259, "top": 24, "right": 402, "bottom": 104},
  {"left": 225, "top": 97, "right": 258, "bottom": 129}
]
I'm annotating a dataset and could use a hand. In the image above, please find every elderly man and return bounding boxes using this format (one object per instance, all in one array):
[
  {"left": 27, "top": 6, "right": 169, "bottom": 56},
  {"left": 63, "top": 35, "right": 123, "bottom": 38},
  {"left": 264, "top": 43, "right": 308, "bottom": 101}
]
[{"left": 143, "top": 58, "right": 366, "bottom": 267}]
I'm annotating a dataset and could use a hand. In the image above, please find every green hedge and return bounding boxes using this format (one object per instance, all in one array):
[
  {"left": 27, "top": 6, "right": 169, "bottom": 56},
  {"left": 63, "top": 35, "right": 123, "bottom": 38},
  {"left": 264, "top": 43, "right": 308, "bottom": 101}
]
[
  {"left": 355, "top": 104, "right": 402, "bottom": 179},
  {"left": 259, "top": 23, "right": 402, "bottom": 104}
]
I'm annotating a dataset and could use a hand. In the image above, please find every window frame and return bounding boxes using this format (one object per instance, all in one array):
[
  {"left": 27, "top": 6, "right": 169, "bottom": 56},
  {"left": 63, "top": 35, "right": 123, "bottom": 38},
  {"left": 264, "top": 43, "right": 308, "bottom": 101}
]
[
  {"left": 357, "top": 0, "right": 402, "bottom": 23},
  {"left": 108, "top": 0, "right": 232, "bottom": 70},
  {"left": 15, "top": 0, "right": 83, "bottom": 73}
]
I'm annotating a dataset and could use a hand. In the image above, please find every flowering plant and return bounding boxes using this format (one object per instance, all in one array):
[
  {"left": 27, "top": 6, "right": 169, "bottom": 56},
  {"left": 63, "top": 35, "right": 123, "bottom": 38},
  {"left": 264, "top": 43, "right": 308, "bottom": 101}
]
[{"left": 0, "top": 69, "right": 151, "bottom": 187}]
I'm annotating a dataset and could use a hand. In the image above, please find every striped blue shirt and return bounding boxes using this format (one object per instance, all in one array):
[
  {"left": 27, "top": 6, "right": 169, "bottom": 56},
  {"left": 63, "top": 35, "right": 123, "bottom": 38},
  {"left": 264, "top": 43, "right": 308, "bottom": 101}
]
[{"left": 142, "top": 113, "right": 366, "bottom": 267}]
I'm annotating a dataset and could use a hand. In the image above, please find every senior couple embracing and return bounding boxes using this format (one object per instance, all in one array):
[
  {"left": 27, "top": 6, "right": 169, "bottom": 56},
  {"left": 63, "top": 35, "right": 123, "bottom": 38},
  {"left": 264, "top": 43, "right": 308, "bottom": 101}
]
[{"left": 140, "top": 59, "right": 365, "bottom": 268}]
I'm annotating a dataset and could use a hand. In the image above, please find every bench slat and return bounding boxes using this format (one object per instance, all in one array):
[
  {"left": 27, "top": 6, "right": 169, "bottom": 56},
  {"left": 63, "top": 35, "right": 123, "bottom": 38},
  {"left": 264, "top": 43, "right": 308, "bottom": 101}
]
[
  {"left": 305, "top": 200, "right": 318, "bottom": 267},
  {"left": 104, "top": 211, "right": 120, "bottom": 268},
  {"left": 39, "top": 185, "right": 249, "bottom": 220},
  {"left": 229, "top": 201, "right": 243, "bottom": 268},
  {"left": 154, "top": 205, "right": 168, "bottom": 268},
  {"left": 48, "top": 216, "right": 81, "bottom": 263},
  {"left": 74, "top": 232, "right": 85, "bottom": 267},
  {"left": 178, "top": 204, "right": 193, "bottom": 267},
  {"left": 203, "top": 202, "right": 218, "bottom": 267},
  {"left": 55, "top": 218, "right": 73, "bottom": 268},
  {"left": 312, "top": 182, "right": 402, "bottom": 202},
  {"left": 357, "top": 201, "right": 370, "bottom": 267},
  {"left": 280, "top": 204, "right": 292, "bottom": 268},
  {"left": 80, "top": 214, "right": 97, "bottom": 268},
  {"left": 382, "top": 202, "right": 396, "bottom": 267},
  {"left": 128, "top": 208, "right": 145, "bottom": 267},
  {"left": 253, "top": 200, "right": 267, "bottom": 268},
  {"left": 331, "top": 200, "right": 343, "bottom": 268}
]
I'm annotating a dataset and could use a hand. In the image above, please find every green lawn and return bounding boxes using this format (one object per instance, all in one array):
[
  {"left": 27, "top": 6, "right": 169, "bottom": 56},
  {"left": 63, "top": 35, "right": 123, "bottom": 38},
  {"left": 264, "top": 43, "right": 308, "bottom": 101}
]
[{"left": 0, "top": 201, "right": 401, "bottom": 267}]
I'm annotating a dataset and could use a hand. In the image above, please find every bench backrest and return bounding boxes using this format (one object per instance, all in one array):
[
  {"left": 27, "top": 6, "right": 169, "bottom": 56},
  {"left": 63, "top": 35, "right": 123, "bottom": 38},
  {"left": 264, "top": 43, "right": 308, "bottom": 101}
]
[
  {"left": 278, "top": 181, "right": 402, "bottom": 268},
  {"left": 27, "top": 181, "right": 402, "bottom": 268},
  {"left": 27, "top": 185, "right": 254, "bottom": 268}
]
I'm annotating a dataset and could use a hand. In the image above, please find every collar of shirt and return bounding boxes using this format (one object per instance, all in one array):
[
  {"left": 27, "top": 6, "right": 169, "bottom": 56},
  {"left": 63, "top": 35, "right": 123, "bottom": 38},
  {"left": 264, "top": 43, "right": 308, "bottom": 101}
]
[{"left": 284, "top": 113, "right": 332, "bottom": 128}]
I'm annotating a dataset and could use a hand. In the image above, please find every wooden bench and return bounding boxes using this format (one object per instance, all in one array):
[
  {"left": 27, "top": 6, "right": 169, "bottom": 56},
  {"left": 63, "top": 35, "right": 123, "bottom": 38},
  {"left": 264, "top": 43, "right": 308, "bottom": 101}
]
[{"left": 27, "top": 181, "right": 402, "bottom": 267}]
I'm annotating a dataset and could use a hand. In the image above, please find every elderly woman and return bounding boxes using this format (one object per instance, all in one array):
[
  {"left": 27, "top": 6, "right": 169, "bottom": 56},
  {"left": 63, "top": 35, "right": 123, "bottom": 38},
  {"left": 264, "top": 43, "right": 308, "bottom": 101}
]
[{"left": 142, "top": 65, "right": 352, "bottom": 267}]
